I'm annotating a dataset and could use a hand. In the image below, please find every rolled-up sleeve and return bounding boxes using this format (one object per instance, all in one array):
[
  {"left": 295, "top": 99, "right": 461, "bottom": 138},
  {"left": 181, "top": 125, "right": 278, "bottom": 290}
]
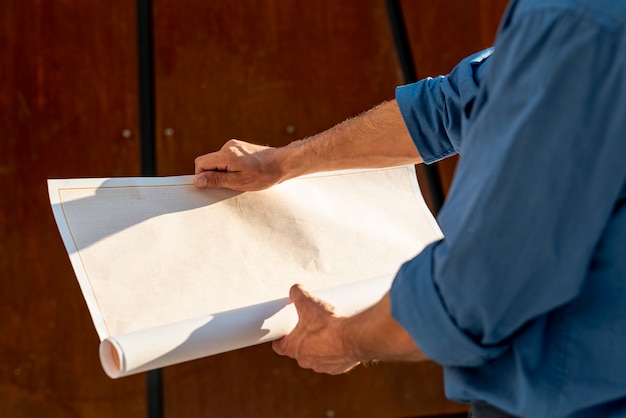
[
  {"left": 391, "top": 9, "right": 626, "bottom": 367},
  {"left": 396, "top": 49, "right": 492, "bottom": 164}
]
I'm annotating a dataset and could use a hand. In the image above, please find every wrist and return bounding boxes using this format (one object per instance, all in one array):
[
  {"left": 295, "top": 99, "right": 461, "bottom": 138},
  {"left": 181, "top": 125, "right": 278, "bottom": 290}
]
[
  {"left": 338, "top": 310, "right": 376, "bottom": 364},
  {"left": 338, "top": 294, "right": 427, "bottom": 364},
  {"left": 271, "top": 140, "right": 316, "bottom": 183}
]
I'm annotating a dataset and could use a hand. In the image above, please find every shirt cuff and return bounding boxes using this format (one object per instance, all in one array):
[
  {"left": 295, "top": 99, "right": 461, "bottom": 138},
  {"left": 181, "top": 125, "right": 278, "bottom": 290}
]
[
  {"left": 395, "top": 81, "right": 457, "bottom": 164},
  {"left": 390, "top": 242, "right": 508, "bottom": 367}
]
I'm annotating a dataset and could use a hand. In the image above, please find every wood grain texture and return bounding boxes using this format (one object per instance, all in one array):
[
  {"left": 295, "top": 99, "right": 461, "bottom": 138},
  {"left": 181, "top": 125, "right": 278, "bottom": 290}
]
[
  {"left": 0, "top": 1, "right": 145, "bottom": 416},
  {"left": 153, "top": 0, "right": 402, "bottom": 176}
]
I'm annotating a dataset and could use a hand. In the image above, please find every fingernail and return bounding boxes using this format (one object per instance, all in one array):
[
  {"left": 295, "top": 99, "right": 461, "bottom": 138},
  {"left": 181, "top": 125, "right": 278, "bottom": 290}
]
[{"left": 195, "top": 176, "right": 207, "bottom": 187}]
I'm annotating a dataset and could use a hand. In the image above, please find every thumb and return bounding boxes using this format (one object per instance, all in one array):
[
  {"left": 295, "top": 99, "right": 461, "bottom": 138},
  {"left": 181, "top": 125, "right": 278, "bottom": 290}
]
[
  {"left": 193, "top": 171, "right": 234, "bottom": 189},
  {"left": 289, "top": 284, "right": 313, "bottom": 316},
  {"left": 289, "top": 284, "right": 336, "bottom": 320}
]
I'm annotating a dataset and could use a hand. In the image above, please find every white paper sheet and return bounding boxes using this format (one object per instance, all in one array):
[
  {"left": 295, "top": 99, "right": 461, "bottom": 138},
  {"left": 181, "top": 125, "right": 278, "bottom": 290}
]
[{"left": 48, "top": 166, "right": 442, "bottom": 378}]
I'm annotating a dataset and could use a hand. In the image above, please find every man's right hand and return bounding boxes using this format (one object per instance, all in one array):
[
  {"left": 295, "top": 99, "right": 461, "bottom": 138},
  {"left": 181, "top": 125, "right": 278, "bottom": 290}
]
[{"left": 194, "top": 139, "right": 284, "bottom": 191}]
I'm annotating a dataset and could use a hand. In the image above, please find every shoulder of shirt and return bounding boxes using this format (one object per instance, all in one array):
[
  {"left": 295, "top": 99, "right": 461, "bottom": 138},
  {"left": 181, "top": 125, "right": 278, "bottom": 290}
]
[{"left": 506, "top": 0, "right": 626, "bottom": 32}]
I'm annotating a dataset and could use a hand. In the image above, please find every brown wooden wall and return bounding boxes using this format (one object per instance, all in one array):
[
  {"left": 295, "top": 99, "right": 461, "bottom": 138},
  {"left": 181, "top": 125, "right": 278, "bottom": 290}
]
[
  {"left": 0, "top": 1, "right": 506, "bottom": 416},
  {"left": 0, "top": 1, "right": 146, "bottom": 416}
]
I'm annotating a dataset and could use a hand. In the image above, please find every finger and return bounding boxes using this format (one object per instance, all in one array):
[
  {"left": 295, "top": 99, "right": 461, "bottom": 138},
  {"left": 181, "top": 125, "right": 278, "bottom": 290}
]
[
  {"left": 193, "top": 171, "right": 239, "bottom": 190},
  {"left": 272, "top": 338, "right": 286, "bottom": 356},
  {"left": 290, "top": 284, "right": 339, "bottom": 318},
  {"left": 194, "top": 154, "right": 212, "bottom": 174},
  {"left": 270, "top": 287, "right": 306, "bottom": 360},
  {"left": 289, "top": 284, "right": 319, "bottom": 318},
  {"left": 193, "top": 172, "right": 220, "bottom": 189},
  {"left": 289, "top": 283, "right": 309, "bottom": 304},
  {"left": 194, "top": 153, "right": 228, "bottom": 175}
]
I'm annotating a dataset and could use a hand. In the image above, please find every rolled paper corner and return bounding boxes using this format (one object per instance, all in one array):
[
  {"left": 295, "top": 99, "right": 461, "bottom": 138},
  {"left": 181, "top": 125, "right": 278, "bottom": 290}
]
[{"left": 100, "top": 338, "right": 124, "bottom": 379}]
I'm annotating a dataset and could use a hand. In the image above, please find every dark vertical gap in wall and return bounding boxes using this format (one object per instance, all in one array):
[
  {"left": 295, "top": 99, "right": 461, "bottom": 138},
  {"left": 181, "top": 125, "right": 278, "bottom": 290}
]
[
  {"left": 138, "top": 0, "right": 157, "bottom": 177},
  {"left": 386, "top": 0, "right": 446, "bottom": 214},
  {"left": 146, "top": 368, "right": 164, "bottom": 418},
  {"left": 137, "top": 0, "right": 163, "bottom": 417}
]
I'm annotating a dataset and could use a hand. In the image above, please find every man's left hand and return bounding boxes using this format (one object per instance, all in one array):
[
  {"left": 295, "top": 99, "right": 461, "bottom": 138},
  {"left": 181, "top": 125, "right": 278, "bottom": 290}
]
[{"left": 272, "top": 284, "right": 360, "bottom": 375}]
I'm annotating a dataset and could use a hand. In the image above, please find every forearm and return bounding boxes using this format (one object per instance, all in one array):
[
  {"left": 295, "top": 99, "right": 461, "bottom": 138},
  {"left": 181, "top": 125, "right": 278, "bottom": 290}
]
[
  {"left": 342, "top": 293, "right": 428, "bottom": 363},
  {"left": 194, "top": 100, "right": 420, "bottom": 191},
  {"left": 273, "top": 100, "right": 422, "bottom": 182}
]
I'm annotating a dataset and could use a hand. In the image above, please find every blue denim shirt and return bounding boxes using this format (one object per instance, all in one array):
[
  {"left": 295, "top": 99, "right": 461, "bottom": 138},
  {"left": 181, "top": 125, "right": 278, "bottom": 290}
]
[{"left": 391, "top": 0, "right": 626, "bottom": 416}]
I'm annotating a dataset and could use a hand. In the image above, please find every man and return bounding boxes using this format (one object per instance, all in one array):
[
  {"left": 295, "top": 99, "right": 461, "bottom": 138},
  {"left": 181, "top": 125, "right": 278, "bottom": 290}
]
[{"left": 194, "top": 0, "right": 626, "bottom": 416}]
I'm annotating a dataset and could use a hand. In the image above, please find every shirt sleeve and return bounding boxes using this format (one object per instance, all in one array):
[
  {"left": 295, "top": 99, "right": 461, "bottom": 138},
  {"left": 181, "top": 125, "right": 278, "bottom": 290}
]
[
  {"left": 395, "top": 49, "right": 492, "bottom": 164},
  {"left": 391, "top": 8, "right": 626, "bottom": 367}
]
